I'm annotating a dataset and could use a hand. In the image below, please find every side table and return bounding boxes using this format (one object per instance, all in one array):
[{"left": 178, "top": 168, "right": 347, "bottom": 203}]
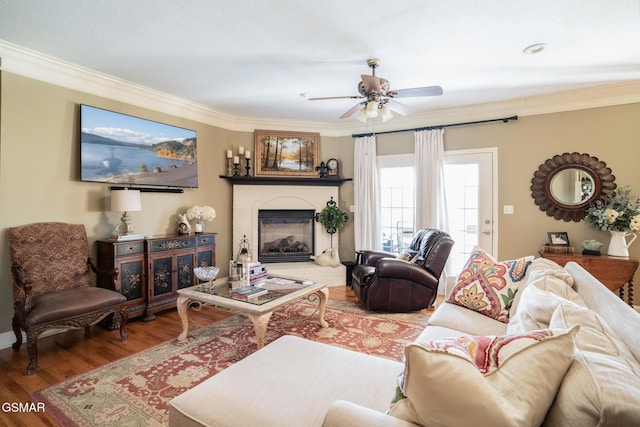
[{"left": 538, "top": 251, "right": 638, "bottom": 306}]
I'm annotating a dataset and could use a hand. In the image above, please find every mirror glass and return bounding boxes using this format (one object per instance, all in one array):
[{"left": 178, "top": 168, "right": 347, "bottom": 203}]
[
  {"left": 531, "top": 152, "right": 616, "bottom": 222},
  {"left": 549, "top": 169, "right": 595, "bottom": 206}
]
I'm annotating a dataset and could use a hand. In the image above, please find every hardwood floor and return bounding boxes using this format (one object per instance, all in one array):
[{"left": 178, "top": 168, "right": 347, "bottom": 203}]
[{"left": 0, "top": 287, "right": 436, "bottom": 426}]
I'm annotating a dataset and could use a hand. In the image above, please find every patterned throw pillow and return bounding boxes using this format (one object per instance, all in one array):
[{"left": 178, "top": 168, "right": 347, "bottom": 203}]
[
  {"left": 447, "top": 247, "right": 533, "bottom": 323},
  {"left": 389, "top": 327, "right": 578, "bottom": 427},
  {"left": 396, "top": 249, "right": 419, "bottom": 263}
]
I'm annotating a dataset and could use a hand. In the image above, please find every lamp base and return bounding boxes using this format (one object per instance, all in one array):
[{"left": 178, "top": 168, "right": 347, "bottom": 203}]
[{"left": 115, "top": 211, "right": 135, "bottom": 235}]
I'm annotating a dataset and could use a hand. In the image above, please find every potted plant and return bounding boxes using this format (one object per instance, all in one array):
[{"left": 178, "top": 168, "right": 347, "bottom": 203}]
[{"left": 315, "top": 197, "right": 349, "bottom": 248}]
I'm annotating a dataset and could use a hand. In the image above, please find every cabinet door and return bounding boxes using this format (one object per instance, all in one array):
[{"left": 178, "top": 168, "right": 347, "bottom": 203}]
[
  {"left": 196, "top": 247, "right": 215, "bottom": 268},
  {"left": 177, "top": 253, "right": 195, "bottom": 289},
  {"left": 150, "top": 255, "right": 174, "bottom": 297},
  {"left": 118, "top": 257, "right": 145, "bottom": 302}
]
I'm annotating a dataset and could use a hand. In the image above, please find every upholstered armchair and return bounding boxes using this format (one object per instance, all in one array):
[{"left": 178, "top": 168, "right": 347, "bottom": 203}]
[
  {"left": 351, "top": 229, "right": 454, "bottom": 312},
  {"left": 8, "top": 222, "right": 128, "bottom": 375}
]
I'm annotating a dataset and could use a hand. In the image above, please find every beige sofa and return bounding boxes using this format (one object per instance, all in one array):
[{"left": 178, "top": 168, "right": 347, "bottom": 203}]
[{"left": 169, "top": 259, "right": 640, "bottom": 427}]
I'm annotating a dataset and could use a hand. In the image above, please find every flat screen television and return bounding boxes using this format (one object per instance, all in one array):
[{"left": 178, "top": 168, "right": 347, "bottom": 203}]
[{"left": 80, "top": 104, "right": 198, "bottom": 188}]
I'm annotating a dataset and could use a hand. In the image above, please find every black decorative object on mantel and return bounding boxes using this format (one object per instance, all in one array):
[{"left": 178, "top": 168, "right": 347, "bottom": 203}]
[
  {"left": 315, "top": 161, "right": 329, "bottom": 178},
  {"left": 245, "top": 158, "right": 251, "bottom": 176},
  {"left": 315, "top": 196, "right": 349, "bottom": 248}
]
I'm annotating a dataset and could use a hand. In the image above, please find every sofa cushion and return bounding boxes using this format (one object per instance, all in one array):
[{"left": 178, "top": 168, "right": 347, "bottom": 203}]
[
  {"left": 389, "top": 327, "right": 577, "bottom": 427},
  {"left": 509, "top": 257, "right": 576, "bottom": 317},
  {"left": 447, "top": 247, "right": 533, "bottom": 323},
  {"left": 506, "top": 275, "right": 586, "bottom": 335},
  {"left": 427, "top": 302, "right": 508, "bottom": 337},
  {"left": 564, "top": 261, "right": 640, "bottom": 363},
  {"left": 545, "top": 303, "right": 640, "bottom": 426}
]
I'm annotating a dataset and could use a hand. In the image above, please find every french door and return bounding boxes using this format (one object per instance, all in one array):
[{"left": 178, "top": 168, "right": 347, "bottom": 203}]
[{"left": 444, "top": 148, "right": 497, "bottom": 276}]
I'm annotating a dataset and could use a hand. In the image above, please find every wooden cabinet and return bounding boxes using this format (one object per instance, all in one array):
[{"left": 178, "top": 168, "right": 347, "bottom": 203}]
[
  {"left": 97, "top": 233, "right": 216, "bottom": 324},
  {"left": 538, "top": 251, "right": 638, "bottom": 306}
]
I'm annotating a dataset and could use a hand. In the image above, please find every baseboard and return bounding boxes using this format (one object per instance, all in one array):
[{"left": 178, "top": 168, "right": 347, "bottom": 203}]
[{"left": 0, "top": 329, "right": 64, "bottom": 351}]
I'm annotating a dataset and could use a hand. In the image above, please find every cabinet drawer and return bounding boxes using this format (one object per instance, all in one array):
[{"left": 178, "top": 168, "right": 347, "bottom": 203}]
[
  {"left": 148, "top": 237, "right": 196, "bottom": 252},
  {"left": 198, "top": 234, "right": 216, "bottom": 246},
  {"left": 116, "top": 241, "right": 144, "bottom": 256}
]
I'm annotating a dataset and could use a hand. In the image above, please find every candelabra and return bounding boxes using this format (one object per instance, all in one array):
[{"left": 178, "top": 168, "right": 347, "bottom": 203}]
[
  {"left": 233, "top": 162, "right": 240, "bottom": 176},
  {"left": 245, "top": 158, "right": 251, "bottom": 176},
  {"left": 227, "top": 158, "right": 234, "bottom": 176}
]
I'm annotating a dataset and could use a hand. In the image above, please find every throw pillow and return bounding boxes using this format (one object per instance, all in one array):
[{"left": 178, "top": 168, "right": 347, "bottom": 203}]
[
  {"left": 389, "top": 327, "right": 578, "bottom": 427},
  {"left": 506, "top": 281, "right": 584, "bottom": 335},
  {"left": 545, "top": 303, "right": 640, "bottom": 426},
  {"left": 396, "top": 249, "right": 419, "bottom": 263},
  {"left": 447, "top": 246, "right": 533, "bottom": 322}
]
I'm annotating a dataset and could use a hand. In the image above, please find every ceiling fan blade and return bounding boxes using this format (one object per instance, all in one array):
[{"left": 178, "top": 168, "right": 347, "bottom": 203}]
[
  {"left": 389, "top": 85, "right": 444, "bottom": 98},
  {"left": 385, "top": 99, "right": 413, "bottom": 116},
  {"left": 339, "top": 102, "right": 365, "bottom": 119},
  {"left": 360, "top": 75, "right": 382, "bottom": 93},
  {"left": 308, "top": 95, "right": 363, "bottom": 101}
]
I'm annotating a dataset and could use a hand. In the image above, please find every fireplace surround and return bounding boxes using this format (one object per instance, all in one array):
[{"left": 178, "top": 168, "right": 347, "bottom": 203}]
[{"left": 232, "top": 184, "right": 345, "bottom": 285}]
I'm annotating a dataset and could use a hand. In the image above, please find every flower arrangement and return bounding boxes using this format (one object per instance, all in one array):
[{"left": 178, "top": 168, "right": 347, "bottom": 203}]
[
  {"left": 186, "top": 205, "right": 216, "bottom": 222},
  {"left": 584, "top": 186, "right": 640, "bottom": 232}
]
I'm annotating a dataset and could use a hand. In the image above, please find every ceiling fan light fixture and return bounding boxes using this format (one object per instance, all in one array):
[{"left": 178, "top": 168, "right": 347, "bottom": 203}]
[
  {"left": 366, "top": 101, "right": 379, "bottom": 118},
  {"left": 357, "top": 107, "right": 368, "bottom": 123},
  {"left": 380, "top": 105, "right": 393, "bottom": 122}
]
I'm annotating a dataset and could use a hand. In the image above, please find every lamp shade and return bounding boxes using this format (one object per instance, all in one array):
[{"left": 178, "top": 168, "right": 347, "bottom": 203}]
[{"left": 111, "top": 189, "right": 141, "bottom": 212}]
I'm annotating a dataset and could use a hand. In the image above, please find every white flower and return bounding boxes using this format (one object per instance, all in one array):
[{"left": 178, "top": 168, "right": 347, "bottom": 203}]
[
  {"left": 605, "top": 208, "right": 620, "bottom": 224},
  {"left": 186, "top": 205, "right": 216, "bottom": 222},
  {"left": 630, "top": 214, "right": 640, "bottom": 231}
]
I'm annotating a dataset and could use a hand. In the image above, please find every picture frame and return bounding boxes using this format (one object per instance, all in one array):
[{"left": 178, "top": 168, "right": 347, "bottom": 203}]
[
  {"left": 547, "top": 232, "right": 570, "bottom": 246},
  {"left": 254, "top": 129, "right": 319, "bottom": 177}
]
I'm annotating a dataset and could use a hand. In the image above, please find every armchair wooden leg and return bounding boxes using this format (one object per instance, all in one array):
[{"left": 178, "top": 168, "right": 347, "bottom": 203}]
[
  {"left": 25, "top": 330, "right": 39, "bottom": 376},
  {"left": 84, "top": 326, "right": 92, "bottom": 337},
  {"left": 11, "top": 316, "right": 22, "bottom": 352},
  {"left": 119, "top": 308, "right": 129, "bottom": 342}
]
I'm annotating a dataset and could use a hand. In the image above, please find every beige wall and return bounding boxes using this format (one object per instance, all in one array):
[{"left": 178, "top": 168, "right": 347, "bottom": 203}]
[{"left": 2, "top": 71, "right": 640, "bottom": 337}]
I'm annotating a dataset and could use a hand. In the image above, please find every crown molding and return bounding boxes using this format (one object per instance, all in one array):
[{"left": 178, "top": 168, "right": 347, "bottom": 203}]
[{"left": 2, "top": 40, "right": 639, "bottom": 138}]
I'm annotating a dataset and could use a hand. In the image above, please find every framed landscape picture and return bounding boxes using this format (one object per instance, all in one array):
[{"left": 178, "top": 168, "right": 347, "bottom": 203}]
[{"left": 254, "top": 130, "right": 319, "bottom": 177}]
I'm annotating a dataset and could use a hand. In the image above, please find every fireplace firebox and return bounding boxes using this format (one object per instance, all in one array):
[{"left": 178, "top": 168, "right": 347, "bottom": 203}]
[{"left": 258, "top": 210, "right": 315, "bottom": 263}]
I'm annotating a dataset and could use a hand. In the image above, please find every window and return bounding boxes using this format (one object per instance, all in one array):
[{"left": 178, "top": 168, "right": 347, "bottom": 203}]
[{"left": 378, "top": 155, "right": 414, "bottom": 253}]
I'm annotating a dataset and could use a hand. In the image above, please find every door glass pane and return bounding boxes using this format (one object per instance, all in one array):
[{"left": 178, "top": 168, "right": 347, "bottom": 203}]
[{"left": 444, "top": 163, "right": 480, "bottom": 274}]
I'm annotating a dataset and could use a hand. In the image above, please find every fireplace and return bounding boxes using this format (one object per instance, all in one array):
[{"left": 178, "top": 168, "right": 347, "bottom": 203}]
[{"left": 258, "top": 210, "right": 315, "bottom": 263}]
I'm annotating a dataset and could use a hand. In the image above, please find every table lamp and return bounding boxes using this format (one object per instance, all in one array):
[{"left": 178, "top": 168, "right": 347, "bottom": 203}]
[{"left": 111, "top": 188, "right": 142, "bottom": 236}]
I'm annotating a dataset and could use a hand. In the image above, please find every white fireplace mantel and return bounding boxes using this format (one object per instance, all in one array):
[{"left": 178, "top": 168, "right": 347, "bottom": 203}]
[
  {"left": 232, "top": 184, "right": 339, "bottom": 257},
  {"left": 232, "top": 183, "right": 346, "bottom": 286}
]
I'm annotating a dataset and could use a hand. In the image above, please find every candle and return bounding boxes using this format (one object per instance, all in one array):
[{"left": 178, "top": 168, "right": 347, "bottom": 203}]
[
  {"left": 245, "top": 151, "right": 251, "bottom": 159},
  {"left": 226, "top": 149, "right": 233, "bottom": 158},
  {"left": 233, "top": 156, "right": 239, "bottom": 164},
  {"left": 238, "top": 146, "right": 244, "bottom": 155}
]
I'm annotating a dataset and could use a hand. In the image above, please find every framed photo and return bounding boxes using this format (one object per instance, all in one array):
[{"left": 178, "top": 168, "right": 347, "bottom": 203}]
[
  {"left": 547, "top": 232, "right": 570, "bottom": 246},
  {"left": 254, "top": 129, "right": 319, "bottom": 177}
]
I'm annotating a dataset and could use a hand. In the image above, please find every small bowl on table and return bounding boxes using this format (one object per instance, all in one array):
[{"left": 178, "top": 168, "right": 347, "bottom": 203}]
[{"left": 193, "top": 266, "right": 220, "bottom": 291}]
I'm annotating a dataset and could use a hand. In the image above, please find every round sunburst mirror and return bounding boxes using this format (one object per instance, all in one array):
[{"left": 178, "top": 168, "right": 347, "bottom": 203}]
[{"left": 531, "top": 152, "right": 616, "bottom": 222}]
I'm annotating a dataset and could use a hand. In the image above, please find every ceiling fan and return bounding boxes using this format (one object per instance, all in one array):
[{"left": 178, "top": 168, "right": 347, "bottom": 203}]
[{"left": 308, "top": 58, "right": 443, "bottom": 122}]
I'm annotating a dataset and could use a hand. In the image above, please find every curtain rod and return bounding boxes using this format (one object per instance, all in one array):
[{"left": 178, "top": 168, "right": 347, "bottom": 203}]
[{"left": 351, "top": 115, "right": 518, "bottom": 138}]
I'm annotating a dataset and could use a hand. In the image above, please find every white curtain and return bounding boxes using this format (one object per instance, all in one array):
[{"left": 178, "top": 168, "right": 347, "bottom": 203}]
[
  {"left": 414, "top": 128, "right": 449, "bottom": 232},
  {"left": 415, "top": 128, "right": 451, "bottom": 294},
  {"left": 354, "top": 135, "right": 380, "bottom": 251}
]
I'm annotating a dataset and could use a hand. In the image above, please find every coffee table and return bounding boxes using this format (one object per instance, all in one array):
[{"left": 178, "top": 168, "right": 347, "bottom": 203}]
[{"left": 176, "top": 275, "right": 329, "bottom": 348}]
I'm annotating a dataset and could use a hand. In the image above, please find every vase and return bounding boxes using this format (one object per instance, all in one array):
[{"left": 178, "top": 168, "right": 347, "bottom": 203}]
[
  {"left": 607, "top": 230, "right": 637, "bottom": 257},
  {"left": 194, "top": 220, "right": 204, "bottom": 233}
]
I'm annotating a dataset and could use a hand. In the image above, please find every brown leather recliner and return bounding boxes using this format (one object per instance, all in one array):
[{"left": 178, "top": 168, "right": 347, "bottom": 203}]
[
  {"left": 352, "top": 229, "right": 454, "bottom": 312},
  {"left": 8, "top": 222, "right": 128, "bottom": 375}
]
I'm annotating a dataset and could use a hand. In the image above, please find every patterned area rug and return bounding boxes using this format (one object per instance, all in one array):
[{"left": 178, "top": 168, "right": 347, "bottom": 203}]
[{"left": 32, "top": 300, "right": 428, "bottom": 426}]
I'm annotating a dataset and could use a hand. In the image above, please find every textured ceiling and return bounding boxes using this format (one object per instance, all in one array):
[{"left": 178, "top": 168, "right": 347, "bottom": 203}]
[{"left": 1, "top": 0, "right": 639, "bottom": 125}]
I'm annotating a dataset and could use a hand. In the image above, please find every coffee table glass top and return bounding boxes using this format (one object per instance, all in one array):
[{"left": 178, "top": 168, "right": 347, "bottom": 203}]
[{"left": 192, "top": 275, "right": 313, "bottom": 306}]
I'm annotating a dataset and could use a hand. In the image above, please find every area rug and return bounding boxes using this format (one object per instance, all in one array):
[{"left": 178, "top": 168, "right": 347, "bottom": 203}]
[{"left": 32, "top": 300, "right": 429, "bottom": 426}]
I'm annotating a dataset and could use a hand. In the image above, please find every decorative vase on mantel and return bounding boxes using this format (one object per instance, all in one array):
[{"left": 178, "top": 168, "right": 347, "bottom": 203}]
[{"left": 607, "top": 230, "right": 637, "bottom": 257}]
